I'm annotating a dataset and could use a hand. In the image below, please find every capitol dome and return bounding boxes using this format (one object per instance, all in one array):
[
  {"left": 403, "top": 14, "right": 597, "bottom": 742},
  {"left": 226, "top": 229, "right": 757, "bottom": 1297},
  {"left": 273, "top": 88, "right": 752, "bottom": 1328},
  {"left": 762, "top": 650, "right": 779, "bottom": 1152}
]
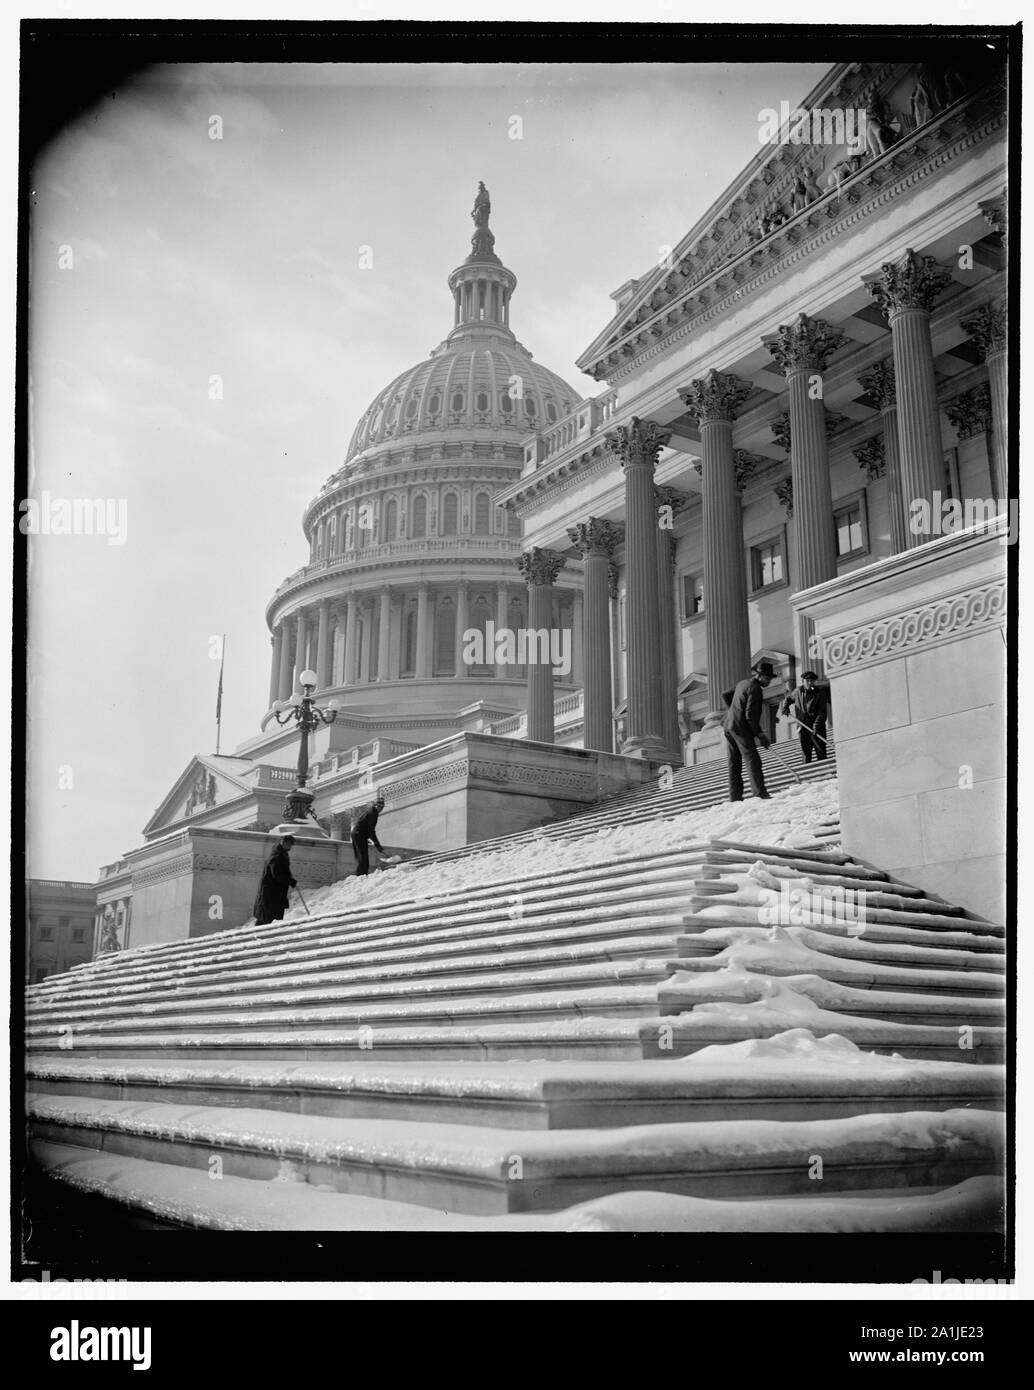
[{"left": 256, "top": 183, "right": 587, "bottom": 752}]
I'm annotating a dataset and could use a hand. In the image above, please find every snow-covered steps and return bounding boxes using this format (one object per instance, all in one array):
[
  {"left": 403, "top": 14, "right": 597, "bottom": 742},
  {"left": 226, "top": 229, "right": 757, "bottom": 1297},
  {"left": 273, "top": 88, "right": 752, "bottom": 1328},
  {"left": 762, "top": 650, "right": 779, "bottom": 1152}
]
[
  {"left": 27, "top": 1053, "right": 1005, "bottom": 1130},
  {"left": 27, "top": 1093, "right": 1001, "bottom": 1215},
  {"left": 26, "top": 1007, "right": 1004, "bottom": 1064},
  {"left": 674, "top": 925, "right": 1006, "bottom": 974},
  {"left": 29, "top": 1143, "right": 1000, "bottom": 1233}
]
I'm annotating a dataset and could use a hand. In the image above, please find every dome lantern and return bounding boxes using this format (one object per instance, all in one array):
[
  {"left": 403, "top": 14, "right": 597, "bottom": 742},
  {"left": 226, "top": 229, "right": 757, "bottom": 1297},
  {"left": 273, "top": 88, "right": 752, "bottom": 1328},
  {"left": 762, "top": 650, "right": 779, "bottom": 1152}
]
[{"left": 447, "top": 182, "right": 518, "bottom": 342}]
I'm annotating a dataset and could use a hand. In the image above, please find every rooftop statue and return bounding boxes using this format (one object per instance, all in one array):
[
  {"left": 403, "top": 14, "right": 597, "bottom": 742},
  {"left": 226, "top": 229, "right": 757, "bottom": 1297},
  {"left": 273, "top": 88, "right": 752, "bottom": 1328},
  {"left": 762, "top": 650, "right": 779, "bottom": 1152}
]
[{"left": 469, "top": 180, "right": 497, "bottom": 261}]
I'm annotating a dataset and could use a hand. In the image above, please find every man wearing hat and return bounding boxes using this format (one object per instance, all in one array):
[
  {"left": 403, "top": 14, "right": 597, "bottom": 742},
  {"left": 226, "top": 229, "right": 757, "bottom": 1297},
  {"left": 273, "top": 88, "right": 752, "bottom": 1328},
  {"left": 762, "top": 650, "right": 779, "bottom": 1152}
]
[
  {"left": 781, "top": 671, "right": 830, "bottom": 763},
  {"left": 252, "top": 834, "right": 297, "bottom": 925},
  {"left": 350, "top": 796, "right": 386, "bottom": 877},
  {"left": 721, "top": 661, "right": 775, "bottom": 801}
]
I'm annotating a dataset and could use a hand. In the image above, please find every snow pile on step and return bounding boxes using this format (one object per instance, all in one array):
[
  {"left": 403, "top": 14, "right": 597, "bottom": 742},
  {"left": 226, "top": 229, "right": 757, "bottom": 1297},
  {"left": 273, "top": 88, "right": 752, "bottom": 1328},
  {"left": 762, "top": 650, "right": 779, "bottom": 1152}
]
[
  {"left": 264, "top": 779, "right": 840, "bottom": 928},
  {"left": 682, "top": 1027, "right": 912, "bottom": 1067}
]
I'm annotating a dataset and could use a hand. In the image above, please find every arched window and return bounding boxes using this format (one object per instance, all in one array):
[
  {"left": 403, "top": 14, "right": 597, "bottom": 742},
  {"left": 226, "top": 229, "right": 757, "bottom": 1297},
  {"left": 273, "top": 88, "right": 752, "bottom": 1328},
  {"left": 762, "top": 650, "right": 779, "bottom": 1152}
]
[
  {"left": 476, "top": 390, "right": 489, "bottom": 413},
  {"left": 500, "top": 393, "right": 513, "bottom": 416},
  {"left": 442, "top": 492, "right": 459, "bottom": 536},
  {"left": 405, "top": 397, "right": 417, "bottom": 421},
  {"left": 435, "top": 598, "right": 456, "bottom": 675},
  {"left": 315, "top": 524, "right": 324, "bottom": 560},
  {"left": 474, "top": 492, "right": 491, "bottom": 534},
  {"left": 546, "top": 400, "right": 558, "bottom": 423},
  {"left": 384, "top": 499, "right": 398, "bottom": 541},
  {"left": 402, "top": 604, "right": 418, "bottom": 676},
  {"left": 412, "top": 495, "right": 427, "bottom": 538},
  {"left": 525, "top": 397, "right": 537, "bottom": 420},
  {"left": 427, "top": 392, "right": 441, "bottom": 416},
  {"left": 451, "top": 390, "right": 465, "bottom": 413}
]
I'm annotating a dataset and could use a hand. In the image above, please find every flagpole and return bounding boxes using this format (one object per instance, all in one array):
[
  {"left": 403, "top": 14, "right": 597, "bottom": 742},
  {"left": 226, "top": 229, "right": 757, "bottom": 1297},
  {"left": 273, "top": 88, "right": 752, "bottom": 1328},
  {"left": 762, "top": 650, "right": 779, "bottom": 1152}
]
[{"left": 215, "top": 634, "right": 226, "bottom": 755}]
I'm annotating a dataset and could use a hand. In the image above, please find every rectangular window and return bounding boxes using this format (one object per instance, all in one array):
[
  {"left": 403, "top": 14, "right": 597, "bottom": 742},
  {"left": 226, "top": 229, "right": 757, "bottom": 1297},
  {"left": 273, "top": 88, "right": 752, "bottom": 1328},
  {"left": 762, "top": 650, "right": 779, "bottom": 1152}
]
[
  {"left": 834, "top": 491, "right": 869, "bottom": 560},
  {"left": 40, "top": 927, "right": 54, "bottom": 941},
  {"left": 680, "top": 573, "right": 704, "bottom": 620},
  {"left": 750, "top": 536, "right": 786, "bottom": 592},
  {"left": 72, "top": 928, "right": 86, "bottom": 942}
]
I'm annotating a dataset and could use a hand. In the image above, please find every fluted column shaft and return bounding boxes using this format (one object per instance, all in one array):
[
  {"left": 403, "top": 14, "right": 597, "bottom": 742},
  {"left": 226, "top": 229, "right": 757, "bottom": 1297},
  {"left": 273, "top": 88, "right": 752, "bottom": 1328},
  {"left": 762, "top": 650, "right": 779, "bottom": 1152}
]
[
  {"left": 655, "top": 532, "right": 681, "bottom": 764},
  {"left": 681, "top": 374, "right": 753, "bottom": 721},
  {"left": 700, "top": 417, "right": 752, "bottom": 713},
  {"left": 883, "top": 406, "right": 907, "bottom": 554},
  {"left": 376, "top": 589, "right": 391, "bottom": 681},
  {"left": 516, "top": 549, "right": 566, "bottom": 744},
  {"left": 787, "top": 368, "right": 837, "bottom": 584},
  {"left": 865, "top": 251, "right": 953, "bottom": 547},
  {"left": 568, "top": 520, "right": 623, "bottom": 754},
  {"left": 276, "top": 623, "right": 292, "bottom": 702},
  {"left": 961, "top": 301, "right": 1008, "bottom": 503},
  {"left": 269, "top": 626, "right": 284, "bottom": 707},
  {"left": 359, "top": 599, "right": 373, "bottom": 683},
  {"left": 343, "top": 597, "right": 359, "bottom": 685},
  {"left": 315, "top": 602, "right": 330, "bottom": 689},
  {"left": 605, "top": 418, "right": 671, "bottom": 758},
  {"left": 416, "top": 585, "right": 431, "bottom": 678}
]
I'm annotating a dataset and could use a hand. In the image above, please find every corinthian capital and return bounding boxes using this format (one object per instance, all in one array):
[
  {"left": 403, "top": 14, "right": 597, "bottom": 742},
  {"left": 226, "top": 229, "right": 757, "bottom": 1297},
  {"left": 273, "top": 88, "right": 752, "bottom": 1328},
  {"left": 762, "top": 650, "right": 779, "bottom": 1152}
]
[
  {"left": 864, "top": 248, "right": 953, "bottom": 318},
  {"left": 516, "top": 546, "right": 566, "bottom": 588},
  {"left": 945, "top": 385, "right": 992, "bottom": 441},
  {"left": 960, "top": 302, "right": 1007, "bottom": 360},
  {"left": 853, "top": 435, "right": 886, "bottom": 482},
  {"left": 762, "top": 314, "right": 845, "bottom": 374},
  {"left": 859, "top": 359, "right": 896, "bottom": 411},
  {"left": 567, "top": 517, "right": 625, "bottom": 559},
  {"left": 605, "top": 416, "right": 671, "bottom": 470},
  {"left": 653, "top": 485, "right": 692, "bottom": 515},
  {"left": 679, "top": 369, "right": 752, "bottom": 424}
]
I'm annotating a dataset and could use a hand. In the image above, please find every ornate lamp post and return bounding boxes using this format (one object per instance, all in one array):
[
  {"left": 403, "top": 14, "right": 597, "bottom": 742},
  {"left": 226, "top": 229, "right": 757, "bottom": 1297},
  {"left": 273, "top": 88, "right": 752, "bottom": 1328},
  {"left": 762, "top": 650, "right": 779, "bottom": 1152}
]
[{"left": 271, "top": 669, "right": 339, "bottom": 831}]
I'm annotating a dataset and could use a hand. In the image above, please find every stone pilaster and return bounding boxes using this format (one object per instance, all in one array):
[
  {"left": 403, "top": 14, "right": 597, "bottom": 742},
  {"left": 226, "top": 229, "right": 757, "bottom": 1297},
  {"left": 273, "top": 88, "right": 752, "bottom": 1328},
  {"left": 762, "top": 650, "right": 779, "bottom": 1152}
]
[
  {"left": 864, "top": 250, "right": 953, "bottom": 546},
  {"left": 680, "top": 371, "right": 752, "bottom": 725},
  {"left": 567, "top": 518, "right": 624, "bottom": 753},
  {"left": 860, "top": 360, "right": 907, "bottom": 555},
  {"left": 604, "top": 417, "right": 671, "bottom": 758},
  {"left": 961, "top": 301, "right": 1008, "bottom": 502},
  {"left": 315, "top": 601, "right": 330, "bottom": 689},
  {"left": 516, "top": 547, "right": 566, "bottom": 744}
]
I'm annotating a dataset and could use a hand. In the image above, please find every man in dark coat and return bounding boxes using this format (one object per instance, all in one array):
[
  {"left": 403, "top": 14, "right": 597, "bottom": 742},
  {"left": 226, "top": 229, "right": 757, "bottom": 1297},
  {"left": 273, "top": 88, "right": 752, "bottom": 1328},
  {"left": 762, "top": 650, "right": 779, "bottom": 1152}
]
[
  {"left": 721, "top": 660, "right": 775, "bottom": 802},
  {"left": 252, "top": 835, "right": 297, "bottom": 925},
  {"left": 350, "top": 797, "right": 385, "bottom": 877},
  {"left": 781, "top": 670, "right": 831, "bottom": 762}
]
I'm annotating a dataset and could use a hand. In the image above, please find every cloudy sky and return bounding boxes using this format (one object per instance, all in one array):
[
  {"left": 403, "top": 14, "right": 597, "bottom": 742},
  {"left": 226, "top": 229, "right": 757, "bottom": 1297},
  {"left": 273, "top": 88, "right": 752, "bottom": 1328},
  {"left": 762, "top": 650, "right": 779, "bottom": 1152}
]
[{"left": 26, "top": 59, "right": 825, "bottom": 880}]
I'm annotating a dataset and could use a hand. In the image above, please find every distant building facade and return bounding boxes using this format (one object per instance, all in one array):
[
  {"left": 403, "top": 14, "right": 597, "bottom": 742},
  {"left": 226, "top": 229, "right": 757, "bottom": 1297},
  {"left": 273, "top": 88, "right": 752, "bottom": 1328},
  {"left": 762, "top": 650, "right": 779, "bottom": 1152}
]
[{"left": 26, "top": 879, "right": 97, "bottom": 982}]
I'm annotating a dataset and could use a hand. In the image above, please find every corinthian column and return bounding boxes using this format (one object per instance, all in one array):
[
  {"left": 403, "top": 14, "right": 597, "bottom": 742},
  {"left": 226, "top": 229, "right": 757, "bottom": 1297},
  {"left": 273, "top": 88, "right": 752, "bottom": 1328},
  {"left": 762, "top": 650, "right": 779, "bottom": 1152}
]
[
  {"left": 516, "top": 547, "right": 566, "bottom": 744},
  {"left": 604, "top": 417, "right": 671, "bottom": 759},
  {"left": 343, "top": 596, "right": 359, "bottom": 685},
  {"left": 655, "top": 486, "right": 691, "bottom": 766},
  {"left": 377, "top": 588, "right": 392, "bottom": 681},
  {"left": 680, "top": 371, "right": 752, "bottom": 725},
  {"left": 961, "top": 301, "right": 1008, "bottom": 502},
  {"left": 763, "top": 314, "right": 844, "bottom": 591},
  {"left": 864, "top": 249, "right": 953, "bottom": 545},
  {"left": 568, "top": 518, "right": 624, "bottom": 753},
  {"left": 315, "top": 601, "right": 330, "bottom": 689},
  {"left": 860, "top": 360, "right": 907, "bottom": 554},
  {"left": 269, "top": 626, "right": 284, "bottom": 707}
]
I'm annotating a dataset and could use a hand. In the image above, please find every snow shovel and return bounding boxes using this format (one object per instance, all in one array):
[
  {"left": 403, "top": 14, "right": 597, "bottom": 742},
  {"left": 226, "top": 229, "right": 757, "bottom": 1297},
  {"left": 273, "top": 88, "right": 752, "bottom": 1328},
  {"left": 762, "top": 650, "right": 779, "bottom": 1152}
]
[
  {"left": 786, "top": 713, "right": 828, "bottom": 752},
  {"left": 759, "top": 739, "right": 803, "bottom": 785},
  {"left": 292, "top": 884, "right": 312, "bottom": 916}
]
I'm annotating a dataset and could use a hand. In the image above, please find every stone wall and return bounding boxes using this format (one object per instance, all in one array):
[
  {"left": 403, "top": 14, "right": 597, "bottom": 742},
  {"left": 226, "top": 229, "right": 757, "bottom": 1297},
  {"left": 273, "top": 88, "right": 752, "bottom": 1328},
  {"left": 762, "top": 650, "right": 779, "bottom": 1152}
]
[{"left": 794, "top": 517, "right": 1007, "bottom": 922}]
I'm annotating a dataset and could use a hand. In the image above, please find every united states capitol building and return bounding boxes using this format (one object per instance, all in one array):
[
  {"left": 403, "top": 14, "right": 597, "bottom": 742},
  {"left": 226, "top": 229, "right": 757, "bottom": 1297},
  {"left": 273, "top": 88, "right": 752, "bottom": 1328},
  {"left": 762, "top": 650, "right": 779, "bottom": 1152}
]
[{"left": 93, "top": 55, "right": 1007, "bottom": 952}]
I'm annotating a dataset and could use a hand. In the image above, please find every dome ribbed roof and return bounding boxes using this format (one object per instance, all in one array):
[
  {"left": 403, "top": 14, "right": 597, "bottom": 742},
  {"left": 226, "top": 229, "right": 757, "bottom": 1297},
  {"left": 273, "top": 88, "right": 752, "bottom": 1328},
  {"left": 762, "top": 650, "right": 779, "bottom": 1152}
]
[{"left": 345, "top": 344, "right": 580, "bottom": 463}]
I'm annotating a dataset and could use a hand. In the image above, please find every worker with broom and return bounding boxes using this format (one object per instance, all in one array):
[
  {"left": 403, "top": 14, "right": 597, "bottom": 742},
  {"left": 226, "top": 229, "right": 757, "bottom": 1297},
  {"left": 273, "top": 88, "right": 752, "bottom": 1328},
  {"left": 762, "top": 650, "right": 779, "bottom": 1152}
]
[
  {"left": 252, "top": 834, "right": 298, "bottom": 925},
  {"left": 721, "top": 660, "right": 775, "bottom": 802},
  {"left": 781, "top": 670, "right": 830, "bottom": 763}
]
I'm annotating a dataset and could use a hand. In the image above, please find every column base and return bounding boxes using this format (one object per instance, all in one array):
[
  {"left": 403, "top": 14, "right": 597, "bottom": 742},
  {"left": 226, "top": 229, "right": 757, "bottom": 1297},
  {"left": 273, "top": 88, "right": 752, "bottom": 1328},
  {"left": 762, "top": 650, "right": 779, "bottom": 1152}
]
[
  {"left": 691, "top": 716, "right": 729, "bottom": 765},
  {"left": 620, "top": 734, "right": 666, "bottom": 760}
]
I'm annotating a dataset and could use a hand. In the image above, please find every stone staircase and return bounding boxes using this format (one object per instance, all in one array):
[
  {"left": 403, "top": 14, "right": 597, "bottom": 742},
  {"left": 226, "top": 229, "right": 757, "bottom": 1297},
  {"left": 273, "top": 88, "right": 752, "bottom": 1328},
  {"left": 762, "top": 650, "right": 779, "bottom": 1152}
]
[{"left": 25, "top": 771, "right": 1006, "bottom": 1233}]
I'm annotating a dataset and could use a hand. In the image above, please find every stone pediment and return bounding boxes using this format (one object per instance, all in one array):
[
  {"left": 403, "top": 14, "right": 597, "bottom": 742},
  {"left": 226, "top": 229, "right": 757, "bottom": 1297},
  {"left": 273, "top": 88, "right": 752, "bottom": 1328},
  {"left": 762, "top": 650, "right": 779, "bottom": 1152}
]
[
  {"left": 142, "top": 755, "right": 256, "bottom": 837},
  {"left": 577, "top": 58, "right": 996, "bottom": 381}
]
